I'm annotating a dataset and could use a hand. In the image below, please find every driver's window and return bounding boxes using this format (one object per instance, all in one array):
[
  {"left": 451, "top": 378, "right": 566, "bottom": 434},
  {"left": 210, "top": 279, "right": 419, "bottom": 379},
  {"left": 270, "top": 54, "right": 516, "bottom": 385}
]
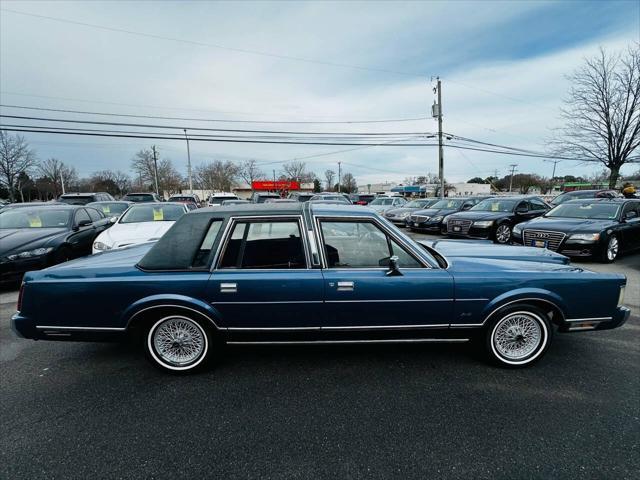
[
  {"left": 320, "top": 220, "right": 421, "bottom": 268},
  {"left": 516, "top": 202, "right": 528, "bottom": 212},
  {"left": 74, "top": 209, "right": 91, "bottom": 226}
]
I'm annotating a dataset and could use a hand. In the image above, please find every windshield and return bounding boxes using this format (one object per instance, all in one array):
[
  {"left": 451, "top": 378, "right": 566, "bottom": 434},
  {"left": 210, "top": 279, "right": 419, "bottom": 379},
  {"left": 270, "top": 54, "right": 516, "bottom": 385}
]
[
  {"left": 88, "top": 202, "right": 129, "bottom": 216},
  {"left": 210, "top": 196, "right": 237, "bottom": 202},
  {"left": 122, "top": 194, "right": 155, "bottom": 202},
  {"left": 551, "top": 191, "right": 594, "bottom": 205},
  {"left": 471, "top": 199, "right": 517, "bottom": 212},
  {"left": 546, "top": 202, "right": 620, "bottom": 219},
  {"left": 311, "top": 195, "right": 349, "bottom": 203},
  {"left": 406, "top": 200, "right": 432, "bottom": 208},
  {"left": 432, "top": 199, "right": 463, "bottom": 209},
  {"left": 170, "top": 196, "right": 196, "bottom": 202},
  {"left": 370, "top": 198, "right": 394, "bottom": 205},
  {"left": 119, "top": 204, "right": 185, "bottom": 223},
  {"left": 0, "top": 208, "right": 71, "bottom": 229}
]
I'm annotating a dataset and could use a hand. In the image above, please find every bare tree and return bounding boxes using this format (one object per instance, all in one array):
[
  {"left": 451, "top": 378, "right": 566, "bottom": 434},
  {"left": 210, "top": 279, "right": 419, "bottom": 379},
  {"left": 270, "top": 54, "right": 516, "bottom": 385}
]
[
  {"left": 130, "top": 149, "right": 156, "bottom": 189},
  {"left": 554, "top": 45, "right": 640, "bottom": 187},
  {"left": 341, "top": 172, "right": 358, "bottom": 193},
  {"left": 195, "top": 160, "right": 239, "bottom": 192},
  {"left": 281, "top": 160, "right": 315, "bottom": 183},
  {"left": 39, "top": 158, "right": 77, "bottom": 197},
  {"left": 0, "top": 130, "right": 37, "bottom": 202},
  {"left": 238, "top": 159, "right": 264, "bottom": 186},
  {"left": 324, "top": 169, "right": 336, "bottom": 191}
]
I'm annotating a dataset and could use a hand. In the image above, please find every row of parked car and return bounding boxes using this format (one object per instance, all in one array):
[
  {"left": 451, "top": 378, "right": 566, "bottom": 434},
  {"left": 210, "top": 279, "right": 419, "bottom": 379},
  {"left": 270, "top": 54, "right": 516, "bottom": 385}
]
[{"left": 380, "top": 193, "right": 640, "bottom": 263}]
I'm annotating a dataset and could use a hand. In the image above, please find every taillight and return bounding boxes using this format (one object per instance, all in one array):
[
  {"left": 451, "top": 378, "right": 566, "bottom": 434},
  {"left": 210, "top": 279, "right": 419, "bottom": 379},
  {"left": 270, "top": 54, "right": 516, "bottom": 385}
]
[{"left": 17, "top": 282, "right": 24, "bottom": 312}]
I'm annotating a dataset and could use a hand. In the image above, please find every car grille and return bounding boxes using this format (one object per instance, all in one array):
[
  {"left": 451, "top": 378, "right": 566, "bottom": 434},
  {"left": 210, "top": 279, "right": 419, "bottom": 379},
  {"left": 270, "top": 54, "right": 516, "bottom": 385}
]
[
  {"left": 523, "top": 229, "right": 566, "bottom": 251},
  {"left": 411, "top": 215, "right": 430, "bottom": 222},
  {"left": 448, "top": 218, "right": 472, "bottom": 234}
]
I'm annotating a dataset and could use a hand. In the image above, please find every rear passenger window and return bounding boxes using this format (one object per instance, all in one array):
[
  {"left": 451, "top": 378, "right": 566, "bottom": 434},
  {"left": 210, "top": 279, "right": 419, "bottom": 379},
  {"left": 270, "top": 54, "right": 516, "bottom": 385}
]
[
  {"left": 192, "top": 220, "right": 223, "bottom": 268},
  {"left": 219, "top": 220, "right": 306, "bottom": 269},
  {"left": 86, "top": 207, "right": 103, "bottom": 222}
]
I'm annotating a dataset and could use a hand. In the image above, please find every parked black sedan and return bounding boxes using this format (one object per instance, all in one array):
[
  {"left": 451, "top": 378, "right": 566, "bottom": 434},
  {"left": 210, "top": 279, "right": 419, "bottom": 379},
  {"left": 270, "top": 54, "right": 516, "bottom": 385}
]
[
  {"left": 407, "top": 197, "right": 484, "bottom": 232},
  {"left": 444, "top": 196, "right": 550, "bottom": 244},
  {"left": 0, "top": 204, "right": 110, "bottom": 284},
  {"left": 383, "top": 198, "right": 439, "bottom": 226},
  {"left": 513, "top": 198, "right": 640, "bottom": 262}
]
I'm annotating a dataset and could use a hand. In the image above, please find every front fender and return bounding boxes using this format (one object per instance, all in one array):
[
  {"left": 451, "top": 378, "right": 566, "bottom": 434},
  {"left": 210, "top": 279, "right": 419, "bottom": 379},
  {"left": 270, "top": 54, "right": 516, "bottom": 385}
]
[
  {"left": 481, "top": 288, "right": 568, "bottom": 322},
  {"left": 122, "top": 294, "right": 223, "bottom": 329}
]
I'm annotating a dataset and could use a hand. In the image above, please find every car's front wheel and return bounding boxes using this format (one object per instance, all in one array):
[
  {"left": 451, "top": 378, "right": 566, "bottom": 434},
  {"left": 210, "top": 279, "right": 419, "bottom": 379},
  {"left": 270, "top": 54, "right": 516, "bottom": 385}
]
[
  {"left": 600, "top": 235, "right": 619, "bottom": 263},
  {"left": 145, "top": 315, "right": 212, "bottom": 373},
  {"left": 494, "top": 223, "right": 512, "bottom": 244},
  {"left": 485, "top": 305, "right": 552, "bottom": 367}
]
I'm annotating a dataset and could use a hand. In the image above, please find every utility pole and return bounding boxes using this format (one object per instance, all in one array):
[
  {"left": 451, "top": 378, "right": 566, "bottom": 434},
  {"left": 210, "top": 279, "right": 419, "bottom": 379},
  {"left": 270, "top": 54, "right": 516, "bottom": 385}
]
[
  {"left": 60, "top": 172, "right": 66, "bottom": 195},
  {"left": 508, "top": 164, "right": 518, "bottom": 193},
  {"left": 435, "top": 78, "right": 445, "bottom": 199},
  {"left": 544, "top": 159, "right": 561, "bottom": 180},
  {"left": 183, "top": 129, "right": 193, "bottom": 194},
  {"left": 338, "top": 161, "right": 342, "bottom": 193},
  {"left": 151, "top": 145, "right": 160, "bottom": 196}
]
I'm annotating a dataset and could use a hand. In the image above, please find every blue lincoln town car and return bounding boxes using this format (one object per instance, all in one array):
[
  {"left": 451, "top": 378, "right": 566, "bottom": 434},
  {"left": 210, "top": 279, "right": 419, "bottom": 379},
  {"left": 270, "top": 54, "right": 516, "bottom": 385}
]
[{"left": 12, "top": 203, "right": 630, "bottom": 372}]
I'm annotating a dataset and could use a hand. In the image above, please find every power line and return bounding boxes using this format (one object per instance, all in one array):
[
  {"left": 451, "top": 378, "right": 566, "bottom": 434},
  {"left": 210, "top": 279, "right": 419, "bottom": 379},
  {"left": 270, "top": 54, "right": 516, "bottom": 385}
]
[{"left": 0, "top": 103, "right": 432, "bottom": 125}]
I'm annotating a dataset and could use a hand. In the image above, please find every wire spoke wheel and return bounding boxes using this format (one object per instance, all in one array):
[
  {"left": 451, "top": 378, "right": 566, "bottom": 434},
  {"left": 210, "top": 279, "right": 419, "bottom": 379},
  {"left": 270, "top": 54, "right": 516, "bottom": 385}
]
[
  {"left": 492, "top": 313, "right": 542, "bottom": 361},
  {"left": 151, "top": 317, "right": 206, "bottom": 368},
  {"left": 607, "top": 236, "right": 618, "bottom": 261},
  {"left": 495, "top": 225, "right": 511, "bottom": 243}
]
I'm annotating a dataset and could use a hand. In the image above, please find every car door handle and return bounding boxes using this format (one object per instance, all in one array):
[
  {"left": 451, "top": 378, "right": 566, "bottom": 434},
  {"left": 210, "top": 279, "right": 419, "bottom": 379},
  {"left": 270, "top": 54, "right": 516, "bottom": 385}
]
[
  {"left": 337, "top": 281, "right": 354, "bottom": 291},
  {"left": 220, "top": 282, "right": 237, "bottom": 293}
]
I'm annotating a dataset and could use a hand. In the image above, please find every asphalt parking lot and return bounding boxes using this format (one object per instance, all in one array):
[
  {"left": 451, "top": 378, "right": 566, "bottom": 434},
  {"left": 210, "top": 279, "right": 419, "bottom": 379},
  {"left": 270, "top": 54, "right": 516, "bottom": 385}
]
[{"left": 1, "top": 233, "right": 638, "bottom": 479}]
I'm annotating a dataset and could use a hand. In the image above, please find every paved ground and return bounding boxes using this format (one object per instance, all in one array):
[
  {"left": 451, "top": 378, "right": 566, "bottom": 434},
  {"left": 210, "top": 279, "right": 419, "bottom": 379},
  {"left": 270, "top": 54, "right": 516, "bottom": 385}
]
[{"left": 1, "top": 234, "right": 638, "bottom": 479}]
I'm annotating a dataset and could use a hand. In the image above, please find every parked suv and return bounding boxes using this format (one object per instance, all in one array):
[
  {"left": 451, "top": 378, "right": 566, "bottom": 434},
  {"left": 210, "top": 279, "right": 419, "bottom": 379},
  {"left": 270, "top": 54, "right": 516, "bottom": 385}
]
[
  {"left": 58, "top": 192, "right": 115, "bottom": 205},
  {"left": 121, "top": 192, "right": 164, "bottom": 203}
]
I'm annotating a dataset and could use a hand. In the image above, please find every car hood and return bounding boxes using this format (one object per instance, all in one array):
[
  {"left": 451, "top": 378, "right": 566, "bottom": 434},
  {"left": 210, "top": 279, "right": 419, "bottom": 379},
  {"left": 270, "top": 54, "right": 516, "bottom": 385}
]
[
  {"left": 518, "top": 216, "right": 617, "bottom": 233},
  {"left": 0, "top": 228, "right": 68, "bottom": 255},
  {"left": 369, "top": 204, "right": 396, "bottom": 212},
  {"left": 419, "top": 239, "right": 570, "bottom": 265},
  {"left": 384, "top": 207, "right": 416, "bottom": 216},
  {"left": 412, "top": 207, "right": 457, "bottom": 217},
  {"left": 445, "top": 255, "right": 583, "bottom": 274},
  {"left": 448, "top": 210, "right": 510, "bottom": 221},
  {"left": 102, "top": 221, "right": 175, "bottom": 246}
]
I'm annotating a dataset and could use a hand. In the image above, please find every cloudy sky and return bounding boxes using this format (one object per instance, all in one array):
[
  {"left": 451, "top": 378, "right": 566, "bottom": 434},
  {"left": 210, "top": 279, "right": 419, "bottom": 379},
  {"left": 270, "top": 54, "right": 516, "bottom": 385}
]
[{"left": 1, "top": 0, "right": 639, "bottom": 186}]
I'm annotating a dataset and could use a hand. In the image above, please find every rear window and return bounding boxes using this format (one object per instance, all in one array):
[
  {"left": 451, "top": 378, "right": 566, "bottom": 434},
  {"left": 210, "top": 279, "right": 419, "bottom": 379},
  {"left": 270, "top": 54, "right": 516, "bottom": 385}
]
[
  {"left": 122, "top": 194, "right": 155, "bottom": 202},
  {"left": 120, "top": 204, "right": 185, "bottom": 223},
  {"left": 59, "top": 195, "right": 94, "bottom": 205},
  {"left": 138, "top": 215, "right": 224, "bottom": 270}
]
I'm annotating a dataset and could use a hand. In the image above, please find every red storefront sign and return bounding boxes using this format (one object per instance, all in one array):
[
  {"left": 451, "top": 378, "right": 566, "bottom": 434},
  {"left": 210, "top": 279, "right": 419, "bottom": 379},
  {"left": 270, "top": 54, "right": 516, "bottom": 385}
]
[{"left": 252, "top": 180, "right": 300, "bottom": 191}]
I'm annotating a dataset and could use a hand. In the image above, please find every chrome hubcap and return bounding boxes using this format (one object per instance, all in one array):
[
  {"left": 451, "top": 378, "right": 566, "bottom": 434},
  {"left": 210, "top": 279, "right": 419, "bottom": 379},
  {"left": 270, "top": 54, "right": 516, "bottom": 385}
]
[
  {"left": 607, "top": 237, "right": 618, "bottom": 261},
  {"left": 493, "top": 314, "right": 542, "bottom": 360},
  {"left": 153, "top": 318, "right": 205, "bottom": 366},
  {"left": 496, "top": 225, "right": 511, "bottom": 243}
]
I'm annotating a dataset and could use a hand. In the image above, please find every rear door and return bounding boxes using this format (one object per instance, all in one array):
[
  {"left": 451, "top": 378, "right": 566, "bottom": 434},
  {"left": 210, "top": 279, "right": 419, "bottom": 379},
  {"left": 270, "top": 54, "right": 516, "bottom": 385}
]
[
  {"left": 317, "top": 217, "right": 454, "bottom": 329},
  {"left": 207, "top": 216, "right": 325, "bottom": 329},
  {"left": 619, "top": 201, "right": 640, "bottom": 251}
]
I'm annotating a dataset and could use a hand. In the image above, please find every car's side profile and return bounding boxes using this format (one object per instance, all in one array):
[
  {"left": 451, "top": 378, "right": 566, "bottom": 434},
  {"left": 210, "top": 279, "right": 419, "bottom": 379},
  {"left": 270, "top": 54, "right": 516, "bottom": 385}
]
[{"left": 12, "top": 204, "right": 630, "bottom": 373}]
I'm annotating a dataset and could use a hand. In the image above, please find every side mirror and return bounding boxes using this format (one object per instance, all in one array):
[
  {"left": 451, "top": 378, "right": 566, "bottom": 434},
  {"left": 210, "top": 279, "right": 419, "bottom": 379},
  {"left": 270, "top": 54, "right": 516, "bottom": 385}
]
[
  {"left": 385, "top": 255, "right": 403, "bottom": 277},
  {"left": 108, "top": 216, "right": 118, "bottom": 224},
  {"left": 75, "top": 219, "right": 92, "bottom": 230},
  {"left": 462, "top": 204, "right": 472, "bottom": 210},
  {"left": 516, "top": 207, "right": 528, "bottom": 214}
]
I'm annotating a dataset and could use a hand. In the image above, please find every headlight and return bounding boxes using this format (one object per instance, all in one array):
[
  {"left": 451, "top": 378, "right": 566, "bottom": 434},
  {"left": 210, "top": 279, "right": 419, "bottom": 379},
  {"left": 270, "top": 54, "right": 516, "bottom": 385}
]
[
  {"left": 513, "top": 225, "right": 522, "bottom": 235},
  {"left": 432, "top": 216, "right": 443, "bottom": 222},
  {"left": 399, "top": 212, "right": 410, "bottom": 218},
  {"left": 618, "top": 286, "right": 625, "bottom": 306},
  {"left": 6, "top": 247, "right": 54, "bottom": 261},
  {"left": 93, "top": 241, "right": 112, "bottom": 251},
  {"left": 569, "top": 233, "right": 600, "bottom": 241},
  {"left": 473, "top": 220, "right": 494, "bottom": 228}
]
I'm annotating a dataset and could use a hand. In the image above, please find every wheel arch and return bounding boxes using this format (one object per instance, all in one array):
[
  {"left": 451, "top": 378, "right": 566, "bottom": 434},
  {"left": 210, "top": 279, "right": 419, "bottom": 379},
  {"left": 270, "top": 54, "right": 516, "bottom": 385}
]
[
  {"left": 482, "top": 290, "right": 567, "bottom": 327},
  {"left": 122, "top": 295, "right": 222, "bottom": 336}
]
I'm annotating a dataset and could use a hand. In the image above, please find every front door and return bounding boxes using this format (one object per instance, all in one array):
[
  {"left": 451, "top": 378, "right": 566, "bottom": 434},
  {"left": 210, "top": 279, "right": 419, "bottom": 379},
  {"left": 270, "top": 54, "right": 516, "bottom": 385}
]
[
  {"left": 317, "top": 218, "right": 454, "bottom": 329},
  {"left": 207, "top": 217, "right": 324, "bottom": 329}
]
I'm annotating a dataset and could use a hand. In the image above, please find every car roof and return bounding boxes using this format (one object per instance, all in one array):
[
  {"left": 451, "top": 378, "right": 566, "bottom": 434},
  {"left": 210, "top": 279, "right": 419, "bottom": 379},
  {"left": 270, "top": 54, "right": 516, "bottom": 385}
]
[
  {"left": 124, "top": 192, "right": 157, "bottom": 195},
  {"left": 1, "top": 203, "right": 81, "bottom": 210},
  {"left": 562, "top": 197, "right": 630, "bottom": 204},
  {"left": 87, "top": 200, "right": 132, "bottom": 204},
  {"left": 59, "top": 192, "right": 106, "bottom": 196},
  {"left": 194, "top": 202, "right": 370, "bottom": 217}
]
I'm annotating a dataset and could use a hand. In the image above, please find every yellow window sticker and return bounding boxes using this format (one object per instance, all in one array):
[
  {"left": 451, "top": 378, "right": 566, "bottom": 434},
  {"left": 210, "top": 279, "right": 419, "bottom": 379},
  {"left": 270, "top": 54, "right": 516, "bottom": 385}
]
[
  {"left": 153, "top": 208, "right": 164, "bottom": 221},
  {"left": 101, "top": 206, "right": 111, "bottom": 214},
  {"left": 491, "top": 203, "right": 499, "bottom": 212},
  {"left": 29, "top": 216, "right": 42, "bottom": 227}
]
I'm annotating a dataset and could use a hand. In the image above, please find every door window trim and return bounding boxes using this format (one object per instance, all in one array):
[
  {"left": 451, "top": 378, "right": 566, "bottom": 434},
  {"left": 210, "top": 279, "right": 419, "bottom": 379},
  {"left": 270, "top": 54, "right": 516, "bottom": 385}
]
[
  {"left": 212, "top": 215, "right": 311, "bottom": 271},
  {"left": 313, "top": 215, "right": 432, "bottom": 270}
]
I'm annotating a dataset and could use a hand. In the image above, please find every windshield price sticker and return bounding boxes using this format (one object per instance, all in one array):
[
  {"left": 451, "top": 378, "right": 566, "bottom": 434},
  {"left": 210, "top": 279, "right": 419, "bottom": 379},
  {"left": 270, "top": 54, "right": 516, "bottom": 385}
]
[{"left": 153, "top": 208, "right": 164, "bottom": 221}]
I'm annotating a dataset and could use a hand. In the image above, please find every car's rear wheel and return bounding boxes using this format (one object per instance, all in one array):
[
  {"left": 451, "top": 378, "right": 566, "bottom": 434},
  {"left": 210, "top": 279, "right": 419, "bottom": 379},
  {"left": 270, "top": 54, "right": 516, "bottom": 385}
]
[
  {"left": 600, "top": 235, "right": 619, "bottom": 263},
  {"left": 494, "top": 224, "right": 512, "bottom": 244},
  {"left": 145, "top": 315, "right": 212, "bottom": 373},
  {"left": 485, "top": 305, "right": 552, "bottom": 367}
]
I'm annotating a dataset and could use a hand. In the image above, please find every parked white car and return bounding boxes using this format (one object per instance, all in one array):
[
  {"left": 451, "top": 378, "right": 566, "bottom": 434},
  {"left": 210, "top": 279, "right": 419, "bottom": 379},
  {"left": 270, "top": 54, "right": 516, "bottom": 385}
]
[
  {"left": 92, "top": 203, "right": 189, "bottom": 254},
  {"left": 367, "top": 196, "right": 407, "bottom": 214},
  {"left": 208, "top": 192, "right": 238, "bottom": 206}
]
